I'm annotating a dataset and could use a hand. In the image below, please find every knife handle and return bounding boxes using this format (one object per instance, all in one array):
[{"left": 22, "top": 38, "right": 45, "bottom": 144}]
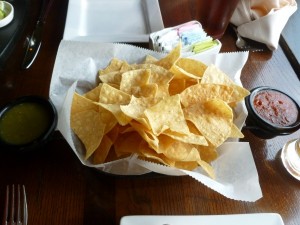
[{"left": 38, "top": 0, "right": 55, "bottom": 23}]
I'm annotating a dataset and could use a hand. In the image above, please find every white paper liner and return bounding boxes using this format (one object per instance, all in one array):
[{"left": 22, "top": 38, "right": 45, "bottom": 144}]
[{"left": 50, "top": 40, "right": 262, "bottom": 201}]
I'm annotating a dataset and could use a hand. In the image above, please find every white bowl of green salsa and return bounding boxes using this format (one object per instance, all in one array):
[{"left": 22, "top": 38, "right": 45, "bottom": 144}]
[
  {"left": 0, "top": 1, "right": 14, "bottom": 28},
  {"left": 0, "top": 96, "right": 57, "bottom": 151}
]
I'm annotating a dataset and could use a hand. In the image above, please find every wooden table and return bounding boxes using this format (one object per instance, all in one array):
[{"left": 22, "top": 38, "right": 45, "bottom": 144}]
[{"left": 1, "top": 1, "right": 300, "bottom": 225}]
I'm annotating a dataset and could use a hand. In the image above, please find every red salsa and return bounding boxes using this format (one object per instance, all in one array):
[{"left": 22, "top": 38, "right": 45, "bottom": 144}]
[{"left": 253, "top": 90, "right": 299, "bottom": 127}]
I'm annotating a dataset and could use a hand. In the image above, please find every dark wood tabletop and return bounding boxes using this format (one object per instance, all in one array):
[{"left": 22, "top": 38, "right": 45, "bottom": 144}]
[{"left": 1, "top": 0, "right": 300, "bottom": 225}]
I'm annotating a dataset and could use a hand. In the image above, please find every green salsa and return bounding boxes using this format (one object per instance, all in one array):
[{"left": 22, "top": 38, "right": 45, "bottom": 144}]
[{"left": 0, "top": 102, "right": 52, "bottom": 145}]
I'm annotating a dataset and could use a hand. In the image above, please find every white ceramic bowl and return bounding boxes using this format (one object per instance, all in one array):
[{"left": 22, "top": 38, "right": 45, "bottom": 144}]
[{"left": 0, "top": 1, "right": 14, "bottom": 28}]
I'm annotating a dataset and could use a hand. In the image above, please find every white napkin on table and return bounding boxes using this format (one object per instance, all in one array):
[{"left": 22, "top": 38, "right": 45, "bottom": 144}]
[{"left": 230, "top": 0, "right": 297, "bottom": 50}]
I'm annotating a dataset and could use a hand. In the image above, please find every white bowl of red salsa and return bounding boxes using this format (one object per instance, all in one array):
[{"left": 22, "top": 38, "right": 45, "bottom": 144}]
[
  {"left": 0, "top": 95, "right": 58, "bottom": 152},
  {"left": 245, "top": 86, "right": 300, "bottom": 139}
]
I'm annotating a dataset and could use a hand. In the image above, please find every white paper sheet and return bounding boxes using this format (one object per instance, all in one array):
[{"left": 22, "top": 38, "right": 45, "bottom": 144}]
[{"left": 50, "top": 40, "right": 262, "bottom": 201}]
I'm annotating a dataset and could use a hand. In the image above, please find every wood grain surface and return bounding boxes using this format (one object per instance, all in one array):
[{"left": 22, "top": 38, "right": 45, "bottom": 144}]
[{"left": 0, "top": 1, "right": 300, "bottom": 225}]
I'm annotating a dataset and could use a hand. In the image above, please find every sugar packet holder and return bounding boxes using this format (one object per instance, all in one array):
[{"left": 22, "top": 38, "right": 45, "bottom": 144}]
[{"left": 149, "top": 20, "right": 222, "bottom": 57}]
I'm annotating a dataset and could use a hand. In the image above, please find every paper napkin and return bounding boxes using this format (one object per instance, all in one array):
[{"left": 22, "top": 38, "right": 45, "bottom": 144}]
[{"left": 230, "top": 0, "right": 297, "bottom": 50}]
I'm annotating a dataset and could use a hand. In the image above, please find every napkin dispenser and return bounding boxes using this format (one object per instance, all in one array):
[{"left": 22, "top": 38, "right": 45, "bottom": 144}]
[{"left": 149, "top": 21, "right": 222, "bottom": 58}]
